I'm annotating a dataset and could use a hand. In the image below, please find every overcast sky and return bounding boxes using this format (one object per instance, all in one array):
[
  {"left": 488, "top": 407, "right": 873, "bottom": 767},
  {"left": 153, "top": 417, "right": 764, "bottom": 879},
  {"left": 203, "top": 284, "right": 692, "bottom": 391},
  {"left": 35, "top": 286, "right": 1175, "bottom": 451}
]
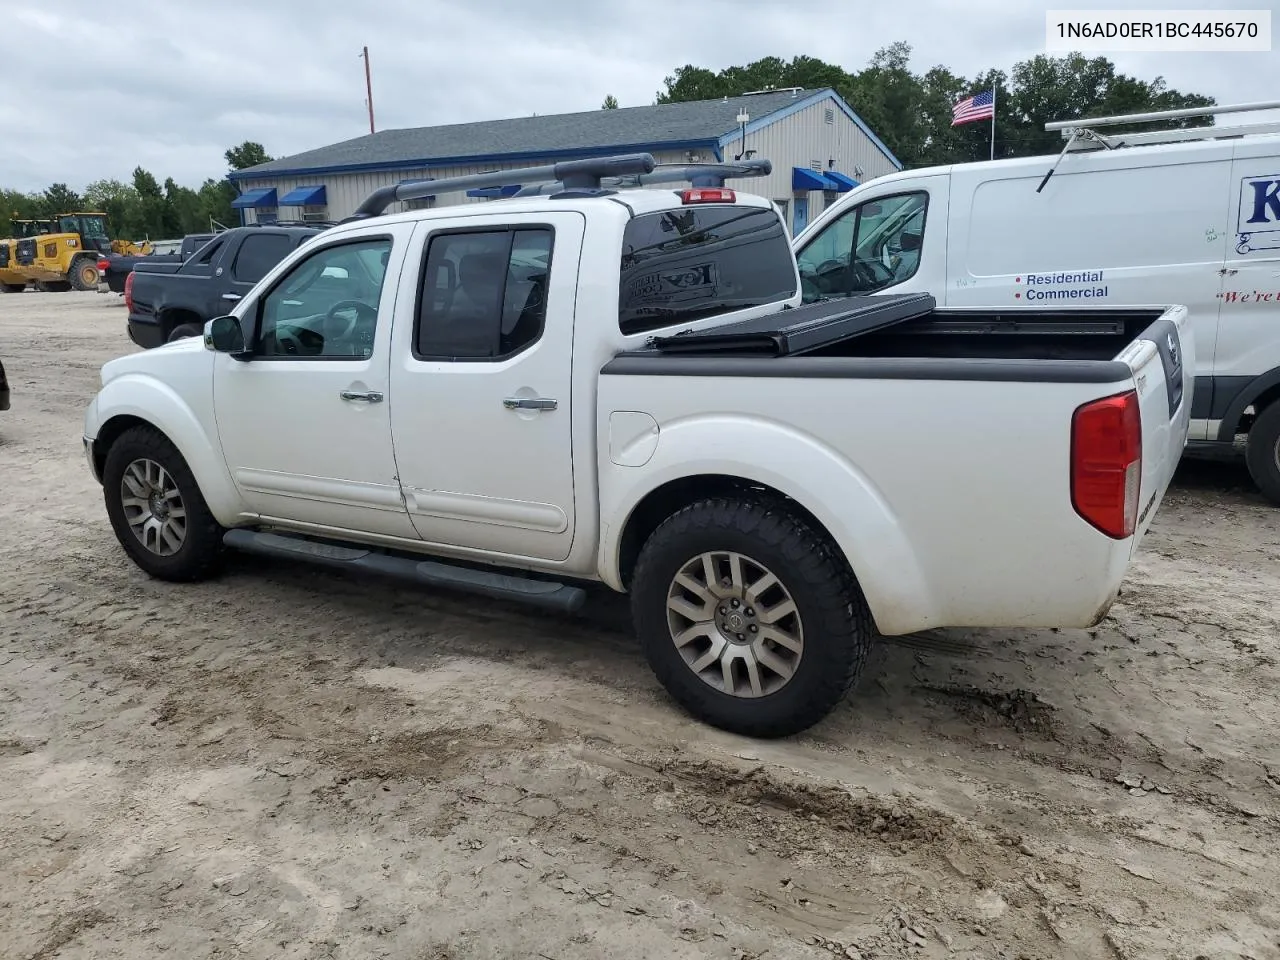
[{"left": 2, "top": 0, "right": 1277, "bottom": 192}]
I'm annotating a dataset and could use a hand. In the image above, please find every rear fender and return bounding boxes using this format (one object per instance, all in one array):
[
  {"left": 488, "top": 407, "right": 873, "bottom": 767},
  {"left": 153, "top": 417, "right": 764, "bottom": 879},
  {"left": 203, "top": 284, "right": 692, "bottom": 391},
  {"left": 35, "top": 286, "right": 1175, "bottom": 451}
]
[
  {"left": 599, "top": 413, "right": 937, "bottom": 636},
  {"left": 88, "top": 374, "right": 243, "bottom": 525}
]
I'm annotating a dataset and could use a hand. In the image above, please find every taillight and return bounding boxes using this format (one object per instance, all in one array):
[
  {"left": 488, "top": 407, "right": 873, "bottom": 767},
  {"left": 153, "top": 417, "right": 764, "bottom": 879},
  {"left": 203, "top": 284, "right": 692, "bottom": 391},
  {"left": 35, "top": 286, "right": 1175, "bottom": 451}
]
[
  {"left": 124, "top": 270, "right": 134, "bottom": 312},
  {"left": 1071, "top": 390, "right": 1142, "bottom": 539},
  {"left": 96, "top": 258, "right": 109, "bottom": 272},
  {"left": 681, "top": 187, "right": 736, "bottom": 204}
]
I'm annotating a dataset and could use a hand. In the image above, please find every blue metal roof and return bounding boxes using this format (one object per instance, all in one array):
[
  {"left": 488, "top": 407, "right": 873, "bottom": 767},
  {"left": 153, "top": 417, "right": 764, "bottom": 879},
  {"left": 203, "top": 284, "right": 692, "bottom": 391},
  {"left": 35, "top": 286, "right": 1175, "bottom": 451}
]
[
  {"left": 278, "top": 185, "right": 327, "bottom": 206},
  {"left": 231, "top": 187, "right": 278, "bottom": 209}
]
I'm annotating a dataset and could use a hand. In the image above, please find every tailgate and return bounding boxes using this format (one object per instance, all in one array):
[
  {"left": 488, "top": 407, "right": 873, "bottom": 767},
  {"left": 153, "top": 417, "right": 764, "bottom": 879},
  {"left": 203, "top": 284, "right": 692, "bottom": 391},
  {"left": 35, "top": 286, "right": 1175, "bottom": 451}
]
[{"left": 1119, "top": 305, "right": 1194, "bottom": 546}]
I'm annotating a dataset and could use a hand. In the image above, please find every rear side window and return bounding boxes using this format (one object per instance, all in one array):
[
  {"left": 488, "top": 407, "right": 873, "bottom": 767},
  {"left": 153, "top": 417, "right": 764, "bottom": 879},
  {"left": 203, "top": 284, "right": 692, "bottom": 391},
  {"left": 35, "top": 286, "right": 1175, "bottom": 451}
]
[
  {"left": 618, "top": 205, "right": 796, "bottom": 335},
  {"left": 232, "top": 233, "right": 293, "bottom": 284},
  {"left": 415, "top": 227, "right": 554, "bottom": 360}
]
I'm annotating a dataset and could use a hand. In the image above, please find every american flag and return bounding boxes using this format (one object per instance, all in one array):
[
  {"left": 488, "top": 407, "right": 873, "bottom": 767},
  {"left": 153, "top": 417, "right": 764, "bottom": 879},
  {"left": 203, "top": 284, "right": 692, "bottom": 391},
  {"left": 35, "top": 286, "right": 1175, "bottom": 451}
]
[{"left": 952, "top": 89, "right": 995, "bottom": 126}]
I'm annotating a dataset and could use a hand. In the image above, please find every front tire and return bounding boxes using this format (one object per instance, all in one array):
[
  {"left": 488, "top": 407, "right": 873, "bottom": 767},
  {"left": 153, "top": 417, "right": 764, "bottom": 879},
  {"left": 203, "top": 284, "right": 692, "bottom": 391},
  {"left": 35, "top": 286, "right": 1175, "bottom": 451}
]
[
  {"left": 0, "top": 283, "right": 24, "bottom": 293},
  {"left": 70, "top": 258, "right": 99, "bottom": 291},
  {"left": 630, "top": 497, "right": 874, "bottom": 738},
  {"left": 102, "top": 425, "right": 225, "bottom": 581},
  {"left": 1245, "top": 401, "right": 1280, "bottom": 506}
]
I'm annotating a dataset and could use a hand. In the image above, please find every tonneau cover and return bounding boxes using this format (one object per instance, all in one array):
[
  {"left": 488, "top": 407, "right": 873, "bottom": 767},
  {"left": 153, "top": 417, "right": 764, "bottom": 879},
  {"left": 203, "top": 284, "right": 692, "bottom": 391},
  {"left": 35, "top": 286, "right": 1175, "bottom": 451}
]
[{"left": 649, "top": 293, "right": 936, "bottom": 356}]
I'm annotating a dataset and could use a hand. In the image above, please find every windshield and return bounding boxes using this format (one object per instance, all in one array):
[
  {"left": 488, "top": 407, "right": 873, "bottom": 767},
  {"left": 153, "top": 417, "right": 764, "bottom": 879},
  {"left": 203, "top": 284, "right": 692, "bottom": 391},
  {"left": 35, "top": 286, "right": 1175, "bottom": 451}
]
[{"left": 59, "top": 215, "right": 108, "bottom": 239}]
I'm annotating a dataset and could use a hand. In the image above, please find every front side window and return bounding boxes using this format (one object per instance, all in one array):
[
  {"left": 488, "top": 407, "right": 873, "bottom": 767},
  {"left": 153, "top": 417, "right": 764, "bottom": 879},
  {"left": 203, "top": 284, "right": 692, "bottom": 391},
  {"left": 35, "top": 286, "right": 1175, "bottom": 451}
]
[
  {"left": 415, "top": 227, "right": 553, "bottom": 360},
  {"left": 256, "top": 237, "right": 392, "bottom": 359},
  {"left": 618, "top": 205, "right": 796, "bottom": 334},
  {"left": 796, "top": 191, "right": 928, "bottom": 302}
]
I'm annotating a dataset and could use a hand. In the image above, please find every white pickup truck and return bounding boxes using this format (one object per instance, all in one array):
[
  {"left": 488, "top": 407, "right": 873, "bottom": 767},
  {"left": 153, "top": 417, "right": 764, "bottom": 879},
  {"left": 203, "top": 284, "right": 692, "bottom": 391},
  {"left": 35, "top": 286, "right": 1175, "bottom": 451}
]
[{"left": 82, "top": 154, "right": 1194, "bottom": 737}]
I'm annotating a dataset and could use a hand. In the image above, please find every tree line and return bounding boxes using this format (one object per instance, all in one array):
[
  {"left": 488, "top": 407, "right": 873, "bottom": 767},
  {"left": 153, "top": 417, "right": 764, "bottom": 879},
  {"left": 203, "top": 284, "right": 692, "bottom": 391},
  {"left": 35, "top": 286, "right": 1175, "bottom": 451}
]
[
  {"left": 640, "top": 45, "right": 1214, "bottom": 167},
  {"left": 0, "top": 142, "right": 272, "bottom": 242},
  {"left": 6, "top": 48, "right": 1215, "bottom": 244}
]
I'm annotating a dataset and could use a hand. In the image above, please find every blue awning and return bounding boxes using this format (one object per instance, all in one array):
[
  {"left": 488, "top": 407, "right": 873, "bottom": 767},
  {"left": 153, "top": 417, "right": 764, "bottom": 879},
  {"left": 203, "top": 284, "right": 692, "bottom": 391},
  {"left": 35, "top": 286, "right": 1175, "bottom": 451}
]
[
  {"left": 792, "top": 167, "right": 834, "bottom": 192},
  {"left": 231, "top": 187, "right": 278, "bottom": 209},
  {"left": 825, "top": 171, "right": 859, "bottom": 192},
  {"left": 278, "top": 185, "right": 327, "bottom": 206},
  {"left": 466, "top": 185, "right": 522, "bottom": 198}
]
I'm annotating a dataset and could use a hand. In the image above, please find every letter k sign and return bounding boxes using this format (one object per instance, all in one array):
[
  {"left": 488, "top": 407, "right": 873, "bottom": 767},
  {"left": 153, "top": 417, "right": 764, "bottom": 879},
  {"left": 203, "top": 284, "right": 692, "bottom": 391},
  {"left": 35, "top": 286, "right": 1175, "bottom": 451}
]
[{"left": 1247, "top": 178, "right": 1280, "bottom": 224}]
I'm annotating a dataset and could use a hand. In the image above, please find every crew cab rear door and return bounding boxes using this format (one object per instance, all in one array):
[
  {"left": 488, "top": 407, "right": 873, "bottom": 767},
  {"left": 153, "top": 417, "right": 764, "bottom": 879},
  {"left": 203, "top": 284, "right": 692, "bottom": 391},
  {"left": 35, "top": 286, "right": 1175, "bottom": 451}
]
[{"left": 387, "top": 211, "right": 585, "bottom": 562}]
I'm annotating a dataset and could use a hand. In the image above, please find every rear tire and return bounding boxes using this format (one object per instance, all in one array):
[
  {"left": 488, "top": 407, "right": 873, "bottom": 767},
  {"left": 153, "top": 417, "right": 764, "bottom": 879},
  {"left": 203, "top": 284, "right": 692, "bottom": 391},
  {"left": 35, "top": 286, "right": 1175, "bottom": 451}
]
[
  {"left": 69, "top": 257, "right": 99, "bottom": 291},
  {"left": 0, "top": 283, "right": 24, "bottom": 293},
  {"left": 630, "top": 496, "right": 874, "bottom": 738},
  {"left": 166, "top": 323, "right": 202, "bottom": 343},
  {"left": 1245, "top": 401, "right": 1280, "bottom": 506},
  {"left": 102, "top": 425, "right": 226, "bottom": 582}
]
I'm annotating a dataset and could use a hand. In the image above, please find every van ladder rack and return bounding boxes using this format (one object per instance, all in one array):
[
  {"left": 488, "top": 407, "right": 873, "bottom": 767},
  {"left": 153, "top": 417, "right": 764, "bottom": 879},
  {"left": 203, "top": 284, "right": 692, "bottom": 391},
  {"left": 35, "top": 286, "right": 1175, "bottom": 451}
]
[
  {"left": 346, "top": 152, "right": 658, "bottom": 221},
  {"left": 1035, "top": 100, "right": 1280, "bottom": 193},
  {"left": 1048, "top": 99, "right": 1280, "bottom": 149}
]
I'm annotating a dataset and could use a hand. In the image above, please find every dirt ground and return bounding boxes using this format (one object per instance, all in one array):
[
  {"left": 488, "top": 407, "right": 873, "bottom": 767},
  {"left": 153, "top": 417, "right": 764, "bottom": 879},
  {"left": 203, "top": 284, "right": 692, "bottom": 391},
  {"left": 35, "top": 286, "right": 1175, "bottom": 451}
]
[{"left": 0, "top": 290, "right": 1277, "bottom": 960}]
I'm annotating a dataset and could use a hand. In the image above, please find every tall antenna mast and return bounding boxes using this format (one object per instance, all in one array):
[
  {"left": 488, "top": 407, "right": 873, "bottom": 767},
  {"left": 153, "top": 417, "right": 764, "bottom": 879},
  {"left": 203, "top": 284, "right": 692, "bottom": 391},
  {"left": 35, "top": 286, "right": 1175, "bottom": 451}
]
[{"left": 360, "top": 46, "right": 376, "bottom": 135}]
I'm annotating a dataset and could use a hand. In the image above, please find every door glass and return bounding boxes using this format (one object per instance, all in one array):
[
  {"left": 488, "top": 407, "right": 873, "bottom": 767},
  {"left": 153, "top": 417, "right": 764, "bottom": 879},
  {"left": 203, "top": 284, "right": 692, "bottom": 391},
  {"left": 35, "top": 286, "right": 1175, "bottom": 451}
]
[
  {"left": 232, "top": 233, "right": 293, "bottom": 284},
  {"left": 415, "top": 228, "right": 553, "bottom": 359},
  {"left": 256, "top": 238, "right": 392, "bottom": 359},
  {"left": 796, "top": 192, "right": 928, "bottom": 302}
]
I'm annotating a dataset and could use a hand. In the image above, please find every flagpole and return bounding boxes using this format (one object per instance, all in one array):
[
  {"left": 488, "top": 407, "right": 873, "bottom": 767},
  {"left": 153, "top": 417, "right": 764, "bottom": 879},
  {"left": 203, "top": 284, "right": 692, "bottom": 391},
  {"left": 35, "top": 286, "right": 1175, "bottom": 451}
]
[{"left": 990, "top": 88, "right": 997, "bottom": 161}]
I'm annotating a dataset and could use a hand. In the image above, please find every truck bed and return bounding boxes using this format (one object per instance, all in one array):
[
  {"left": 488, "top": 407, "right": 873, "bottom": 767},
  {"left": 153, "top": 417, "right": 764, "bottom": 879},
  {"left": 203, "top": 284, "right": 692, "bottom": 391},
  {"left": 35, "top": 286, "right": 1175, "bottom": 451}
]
[{"left": 646, "top": 294, "right": 1169, "bottom": 364}]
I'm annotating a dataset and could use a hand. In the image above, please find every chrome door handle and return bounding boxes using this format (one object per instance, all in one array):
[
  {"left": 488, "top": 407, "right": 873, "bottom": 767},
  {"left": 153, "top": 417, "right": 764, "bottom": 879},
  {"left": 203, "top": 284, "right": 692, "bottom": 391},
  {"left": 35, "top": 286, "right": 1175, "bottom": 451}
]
[
  {"left": 221, "top": 292, "right": 242, "bottom": 301},
  {"left": 503, "top": 397, "right": 557, "bottom": 411},
  {"left": 341, "top": 390, "right": 384, "bottom": 403}
]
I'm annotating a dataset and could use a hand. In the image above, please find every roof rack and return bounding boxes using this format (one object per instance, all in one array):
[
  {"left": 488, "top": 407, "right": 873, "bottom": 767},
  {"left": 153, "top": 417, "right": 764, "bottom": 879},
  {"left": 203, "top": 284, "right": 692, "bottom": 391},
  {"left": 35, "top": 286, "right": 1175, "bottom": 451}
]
[
  {"left": 346, "top": 152, "right": 658, "bottom": 221},
  {"left": 1035, "top": 100, "right": 1280, "bottom": 193},
  {"left": 1047, "top": 99, "right": 1280, "bottom": 150},
  {"left": 509, "top": 159, "right": 773, "bottom": 197}
]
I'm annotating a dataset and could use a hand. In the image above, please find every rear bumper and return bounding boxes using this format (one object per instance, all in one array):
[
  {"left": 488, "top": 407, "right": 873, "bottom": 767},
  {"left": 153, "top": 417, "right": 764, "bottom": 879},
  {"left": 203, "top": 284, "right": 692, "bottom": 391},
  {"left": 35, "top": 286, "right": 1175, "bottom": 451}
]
[{"left": 127, "top": 317, "right": 165, "bottom": 350}]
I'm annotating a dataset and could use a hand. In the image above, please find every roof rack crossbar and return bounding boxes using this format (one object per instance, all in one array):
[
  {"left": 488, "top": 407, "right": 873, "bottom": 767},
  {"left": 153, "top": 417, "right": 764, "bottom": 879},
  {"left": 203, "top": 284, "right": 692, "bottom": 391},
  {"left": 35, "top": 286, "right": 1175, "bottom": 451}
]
[
  {"left": 510, "top": 159, "right": 773, "bottom": 197},
  {"left": 346, "top": 152, "right": 657, "bottom": 220},
  {"left": 1046, "top": 98, "right": 1280, "bottom": 133}
]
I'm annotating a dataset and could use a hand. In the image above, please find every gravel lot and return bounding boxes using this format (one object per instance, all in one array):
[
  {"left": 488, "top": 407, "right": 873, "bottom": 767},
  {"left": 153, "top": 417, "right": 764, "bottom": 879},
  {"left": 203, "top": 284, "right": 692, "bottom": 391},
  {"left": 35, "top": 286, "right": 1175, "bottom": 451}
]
[{"left": 2, "top": 290, "right": 1278, "bottom": 960}]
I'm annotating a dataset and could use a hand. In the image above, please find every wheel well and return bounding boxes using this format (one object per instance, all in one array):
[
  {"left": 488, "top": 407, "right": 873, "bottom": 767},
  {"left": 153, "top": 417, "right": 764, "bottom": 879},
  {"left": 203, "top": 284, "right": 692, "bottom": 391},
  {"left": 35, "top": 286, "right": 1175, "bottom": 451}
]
[
  {"left": 1248, "top": 382, "right": 1280, "bottom": 423},
  {"left": 159, "top": 308, "right": 203, "bottom": 335},
  {"left": 616, "top": 474, "right": 842, "bottom": 590},
  {"left": 91, "top": 415, "right": 151, "bottom": 479}
]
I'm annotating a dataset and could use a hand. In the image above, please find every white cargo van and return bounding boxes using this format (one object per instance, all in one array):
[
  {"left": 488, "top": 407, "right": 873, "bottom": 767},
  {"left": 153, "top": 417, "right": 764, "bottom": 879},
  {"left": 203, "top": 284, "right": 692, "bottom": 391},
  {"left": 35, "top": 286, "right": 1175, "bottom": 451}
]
[{"left": 792, "top": 101, "right": 1280, "bottom": 504}]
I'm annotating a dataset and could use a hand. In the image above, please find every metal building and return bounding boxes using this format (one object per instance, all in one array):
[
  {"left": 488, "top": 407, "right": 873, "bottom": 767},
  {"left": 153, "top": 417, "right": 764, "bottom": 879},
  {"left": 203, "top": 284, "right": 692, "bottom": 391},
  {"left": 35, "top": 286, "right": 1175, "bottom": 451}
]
[{"left": 229, "top": 87, "right": 900, "bottom": 235}]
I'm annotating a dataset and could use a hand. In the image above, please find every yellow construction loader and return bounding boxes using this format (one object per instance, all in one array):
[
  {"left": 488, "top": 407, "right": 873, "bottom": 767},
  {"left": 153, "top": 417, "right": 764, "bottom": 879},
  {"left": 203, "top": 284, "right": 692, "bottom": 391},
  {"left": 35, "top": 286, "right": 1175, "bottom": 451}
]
[{"left": 0, "top": 212, "right": 143, "bottom": 292}]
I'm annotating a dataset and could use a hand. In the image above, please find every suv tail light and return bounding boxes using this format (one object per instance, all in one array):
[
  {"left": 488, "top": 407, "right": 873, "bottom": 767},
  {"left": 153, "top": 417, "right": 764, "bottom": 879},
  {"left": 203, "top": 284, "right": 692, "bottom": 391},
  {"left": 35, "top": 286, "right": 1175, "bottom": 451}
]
[
  {"left": 1071, "top": 389, "right": 1142, "bottom": 539},
  {"left": 96, "top": 258, "right": 109, "bottom": 273},
  {"left": 124, "top": 270, "right": 134, "bottom": 312},
  {"left": 681, "top": 187, "right": 736, "bottom": 204}
]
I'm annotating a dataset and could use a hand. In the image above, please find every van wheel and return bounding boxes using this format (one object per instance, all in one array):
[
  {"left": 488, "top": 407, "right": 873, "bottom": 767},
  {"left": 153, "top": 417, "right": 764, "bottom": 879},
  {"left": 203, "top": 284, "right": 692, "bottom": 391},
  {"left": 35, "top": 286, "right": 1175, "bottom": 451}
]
[
  {"left": 1245, "top": 402, "right": 1280, "bottom": 506},
  {"left": 167, "top": 323, "right": 202, "bottom": 343},
  {"left": 630, "top": 497, "right": 874, "bottom": 738},
  {"left": 102, "top": 425, "right": 225, "bottom": 581}
]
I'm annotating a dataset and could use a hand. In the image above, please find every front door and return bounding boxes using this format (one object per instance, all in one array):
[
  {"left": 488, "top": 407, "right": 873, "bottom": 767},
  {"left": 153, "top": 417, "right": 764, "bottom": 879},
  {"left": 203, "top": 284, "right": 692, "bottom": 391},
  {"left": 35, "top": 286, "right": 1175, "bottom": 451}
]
[
  {"left": 212, "top": 223, "right": 419, "bottom": 540},
  {"left": 388, "top": 212, "right": 584, "bottom": 562}
]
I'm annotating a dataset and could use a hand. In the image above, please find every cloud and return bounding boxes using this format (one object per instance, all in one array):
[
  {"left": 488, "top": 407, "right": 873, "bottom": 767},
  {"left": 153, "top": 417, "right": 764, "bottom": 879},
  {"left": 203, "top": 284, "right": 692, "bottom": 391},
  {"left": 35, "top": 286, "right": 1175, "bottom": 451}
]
[{"left": 2, "top": 0, "right": 1275, "bottom": 192}]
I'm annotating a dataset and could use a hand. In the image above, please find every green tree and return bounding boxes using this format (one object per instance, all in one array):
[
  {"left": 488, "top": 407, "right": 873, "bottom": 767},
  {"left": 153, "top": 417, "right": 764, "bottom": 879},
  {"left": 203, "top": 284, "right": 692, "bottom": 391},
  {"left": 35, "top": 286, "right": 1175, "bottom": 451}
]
[
  {"left": 224, "top": 141, "right": 273, "bottom": 170},
  {"left": 43, "top": 182, "right": 83, "bottom": 214},
  {"left": 601, "top": 94, "right": 619, "bottom": 109}
]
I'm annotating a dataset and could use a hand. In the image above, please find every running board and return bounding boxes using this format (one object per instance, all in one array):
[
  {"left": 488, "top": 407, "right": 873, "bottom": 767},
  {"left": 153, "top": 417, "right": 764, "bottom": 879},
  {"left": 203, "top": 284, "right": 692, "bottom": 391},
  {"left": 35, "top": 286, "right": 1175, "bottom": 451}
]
[{"left": 222, "top": 529, "right": 587, "bottom": 614}]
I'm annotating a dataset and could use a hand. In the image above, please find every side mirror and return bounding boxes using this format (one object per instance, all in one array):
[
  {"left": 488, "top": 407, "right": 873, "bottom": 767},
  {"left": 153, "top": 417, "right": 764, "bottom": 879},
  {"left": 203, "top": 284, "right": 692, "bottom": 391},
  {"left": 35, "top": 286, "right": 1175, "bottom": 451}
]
[{"left": 204, "top": 315, "right": 246, "bottom": 355}]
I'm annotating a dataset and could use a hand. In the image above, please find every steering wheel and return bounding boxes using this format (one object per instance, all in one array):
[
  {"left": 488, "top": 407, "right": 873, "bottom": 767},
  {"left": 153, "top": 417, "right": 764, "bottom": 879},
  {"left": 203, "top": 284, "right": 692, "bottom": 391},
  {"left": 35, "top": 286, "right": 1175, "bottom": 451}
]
[
  {"left": 323, "top": 299, "right": 378, "bottom": 341},
  {"left": 852, "top": 258, "right": 894, "bottom": 290}
]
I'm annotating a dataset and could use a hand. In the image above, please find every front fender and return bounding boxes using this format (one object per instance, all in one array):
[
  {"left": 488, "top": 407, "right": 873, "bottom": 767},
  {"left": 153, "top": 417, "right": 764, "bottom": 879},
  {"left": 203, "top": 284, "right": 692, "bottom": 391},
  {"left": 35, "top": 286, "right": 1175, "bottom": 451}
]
[
  {"left": 86, "top": 373, "right": 244, "bottom": 526},
  {"left": 598, "top": 413, "right": 938, "bottom": 636}
]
